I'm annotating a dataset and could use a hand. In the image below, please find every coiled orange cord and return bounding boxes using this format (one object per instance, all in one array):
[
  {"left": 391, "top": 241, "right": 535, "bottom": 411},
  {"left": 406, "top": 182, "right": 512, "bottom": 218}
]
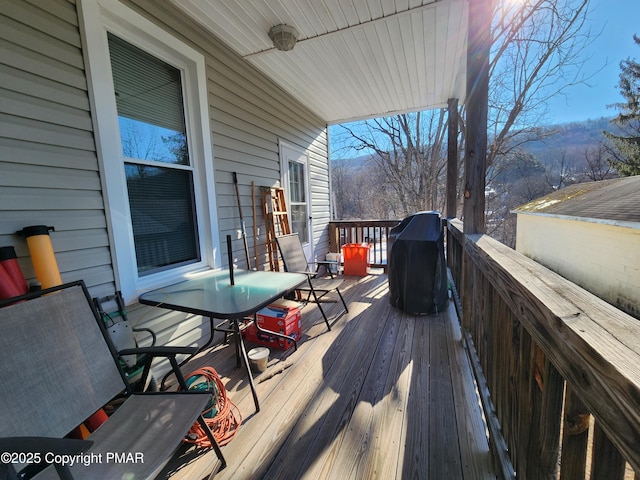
[{"left": 181, "top": 366, "right": 242, "bottom": 447}]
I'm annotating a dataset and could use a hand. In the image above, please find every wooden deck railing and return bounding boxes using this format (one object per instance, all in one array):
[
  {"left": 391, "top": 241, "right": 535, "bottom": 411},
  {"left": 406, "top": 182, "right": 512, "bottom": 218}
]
[
  {"left": 446, "top": 218, "right": 640, "bottom": 479},
  {"left": 328, "top": 220, "right": 399, "bottom": 268}
]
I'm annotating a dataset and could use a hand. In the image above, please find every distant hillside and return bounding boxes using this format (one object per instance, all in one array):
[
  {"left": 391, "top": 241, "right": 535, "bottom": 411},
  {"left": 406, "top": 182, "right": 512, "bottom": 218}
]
[
  {"left": 332, "top": 116, "right": 623, "bottom": 170},
  {"left": 523, "top": 116, "right": 618, "bottom": 158},
  {"left": 330, "top": 155, "right": 371, "bottom": 168}
]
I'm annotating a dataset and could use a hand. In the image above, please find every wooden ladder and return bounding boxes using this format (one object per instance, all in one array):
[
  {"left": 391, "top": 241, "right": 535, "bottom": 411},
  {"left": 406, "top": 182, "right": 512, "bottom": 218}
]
[{"left": 262, "top": 187, "right": 290, "bottom": 271}]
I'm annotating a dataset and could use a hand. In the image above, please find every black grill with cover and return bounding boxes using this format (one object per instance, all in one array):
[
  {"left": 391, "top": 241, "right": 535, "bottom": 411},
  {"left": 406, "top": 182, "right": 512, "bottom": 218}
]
[{"left": 387, "top": 211, "right": 448, "bottom": 315}]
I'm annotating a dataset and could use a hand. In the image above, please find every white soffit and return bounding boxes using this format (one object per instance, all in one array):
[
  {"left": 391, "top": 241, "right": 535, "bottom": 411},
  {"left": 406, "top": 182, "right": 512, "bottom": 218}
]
[{"left": 170, "top": 0, "right": 468, "bottom": 124}]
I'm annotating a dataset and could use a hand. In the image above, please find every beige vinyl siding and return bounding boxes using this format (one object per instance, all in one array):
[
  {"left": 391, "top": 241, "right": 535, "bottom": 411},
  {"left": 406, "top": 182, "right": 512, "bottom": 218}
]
[
  {"left": 0, "top": 0, "right": 115, "bottom": 291},
  {"left": 127, "top": 0, "right": 331, "bottom": 269}
]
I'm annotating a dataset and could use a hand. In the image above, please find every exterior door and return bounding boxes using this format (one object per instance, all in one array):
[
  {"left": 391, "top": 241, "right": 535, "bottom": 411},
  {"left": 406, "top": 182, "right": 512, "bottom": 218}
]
[{"left": 280, "top": 141, "right": 313, "bottom": 260}]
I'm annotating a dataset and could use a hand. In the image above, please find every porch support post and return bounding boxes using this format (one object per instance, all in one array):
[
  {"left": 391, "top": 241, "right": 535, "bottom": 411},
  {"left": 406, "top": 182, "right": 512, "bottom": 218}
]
[
  {"left": 446, "top": 97, "right": 459, "bottom": 219},
  {"left": 461, "top": 0, "right": 493, "bottom": 354},
  {"left": 463, "top": 0, "right": 493, "bottom": 235}
]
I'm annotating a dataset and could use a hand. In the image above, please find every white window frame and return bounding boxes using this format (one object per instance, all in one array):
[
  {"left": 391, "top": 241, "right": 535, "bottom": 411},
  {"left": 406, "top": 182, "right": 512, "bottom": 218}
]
[{"left": 79, "top": 0, "right": 220, "bottom": 302}]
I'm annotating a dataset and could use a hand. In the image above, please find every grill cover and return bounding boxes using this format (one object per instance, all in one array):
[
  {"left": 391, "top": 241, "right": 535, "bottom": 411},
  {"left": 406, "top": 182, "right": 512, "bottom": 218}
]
[{"left": 387, "top": 211, "right": 448, "bottom": 314}]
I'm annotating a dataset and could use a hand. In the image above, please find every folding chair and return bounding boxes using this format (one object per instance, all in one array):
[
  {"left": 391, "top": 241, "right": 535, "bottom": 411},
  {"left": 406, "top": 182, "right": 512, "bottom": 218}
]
[
  {"left": 0, "top": 281, "right": 225, "bottom": 479},
  {"left": 93, "top": 291, "right": 158, "bottom": 392},
  {"left": 276, "top": 233, "right": 348, "bottom": 330}
]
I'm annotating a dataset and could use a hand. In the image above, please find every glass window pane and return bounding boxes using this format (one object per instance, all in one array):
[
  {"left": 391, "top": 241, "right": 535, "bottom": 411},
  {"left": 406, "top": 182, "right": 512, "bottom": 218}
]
[
  {"left": 125, "top": 164, "right": 199, "bottom": 274},
  {"left": 288, "top": 161, "right": 306, "bottom": 203},
  {"left": 118, "top": 117, "right": 188, "bottom": 164},
  {"left": 290, "top": 204, "right": 308, "bottom": 244},
  {"left": 108, "top": 33, "right": 189, "bottom": 165}
]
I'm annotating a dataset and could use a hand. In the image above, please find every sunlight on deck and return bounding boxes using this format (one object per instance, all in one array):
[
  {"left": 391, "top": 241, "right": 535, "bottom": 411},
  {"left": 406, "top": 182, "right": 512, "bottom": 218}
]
[{"left": 161, "top": 271, "right": 496, "bottom": 480}]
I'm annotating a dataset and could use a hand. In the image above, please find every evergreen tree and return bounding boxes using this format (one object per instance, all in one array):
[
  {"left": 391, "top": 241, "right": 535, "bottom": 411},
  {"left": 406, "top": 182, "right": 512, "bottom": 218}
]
[{"left": 604, "top": 35, "right": 640, "bottom": 176}]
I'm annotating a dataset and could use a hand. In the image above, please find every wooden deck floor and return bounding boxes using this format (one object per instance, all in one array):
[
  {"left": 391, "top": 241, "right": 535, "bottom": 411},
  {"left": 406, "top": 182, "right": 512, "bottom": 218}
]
[{"left": 161, "top": 271, "right": 497, "bottom": 480}]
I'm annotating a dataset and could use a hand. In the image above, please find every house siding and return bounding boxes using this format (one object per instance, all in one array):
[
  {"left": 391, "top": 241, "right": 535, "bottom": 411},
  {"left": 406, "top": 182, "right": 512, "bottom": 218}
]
[
  {"left": 1, "top": 0, "right": 332, "bottom": 374},
  {"left": 0, "top": 0, "right": 115, "bottom": 290}
]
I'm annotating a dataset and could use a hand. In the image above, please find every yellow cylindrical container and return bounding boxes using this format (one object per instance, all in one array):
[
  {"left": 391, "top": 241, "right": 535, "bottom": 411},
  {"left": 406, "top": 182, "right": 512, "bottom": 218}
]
[{"left": 18, "top": 225, "right": 63, "bottom": 289}]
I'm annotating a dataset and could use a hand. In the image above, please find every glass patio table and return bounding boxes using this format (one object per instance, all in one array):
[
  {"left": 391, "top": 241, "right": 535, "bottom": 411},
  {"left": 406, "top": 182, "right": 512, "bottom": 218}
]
[{"left": 139, "top": 268, "right": 307, "bottom": 412}]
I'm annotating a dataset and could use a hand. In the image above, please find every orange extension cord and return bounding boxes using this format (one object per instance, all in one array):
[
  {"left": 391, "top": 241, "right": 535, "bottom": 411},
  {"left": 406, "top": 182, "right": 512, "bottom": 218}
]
[{"left": 180, "top": 366, "right": 242, "bottom": 447}]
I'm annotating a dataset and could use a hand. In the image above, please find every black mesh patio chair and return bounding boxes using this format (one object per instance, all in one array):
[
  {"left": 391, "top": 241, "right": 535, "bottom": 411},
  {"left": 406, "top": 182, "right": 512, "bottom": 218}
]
[
  {"left": 93, "top": 291, "right": 159, "bottom": 392},
  {"left": 276, "top": 233, "right": 348, "bottom": 330},
  {"left": 0, "top": 280, "right": 225, "bottom": 479}
]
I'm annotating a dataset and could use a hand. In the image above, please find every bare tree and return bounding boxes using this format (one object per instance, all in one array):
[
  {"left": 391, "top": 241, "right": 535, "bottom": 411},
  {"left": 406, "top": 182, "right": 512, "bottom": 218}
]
[
  {"left": 331, "top": 157, "right": 391, "bottom": 220},
  {"left": 330, "top": 158, "right": 355, "bottom": 219},
  {"left": 483, "top": 0, "right": 595, "bottom": 241},
  {"left": 488, "top": 0, "right": 594, "bottom": 166},
  {"left": 544, "top": 149, "right": 575, "bottom": 190},
  {"left": 332, "top": 0, "right": 596, "bottom": 230},
  {"left": 338, "top": 110, "right": 449, "bottom": 218},
  {"left": 486, "top": 152, "right": 551, "bottom": 246},
  {"left": 581, "top": 143, "right": 614, "bottom": 181}
]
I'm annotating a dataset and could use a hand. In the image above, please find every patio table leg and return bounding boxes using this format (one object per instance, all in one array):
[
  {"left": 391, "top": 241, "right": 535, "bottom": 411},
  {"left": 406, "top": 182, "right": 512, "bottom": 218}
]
[{"left": 233, "top": 318, "right": 260, "bottom": 412}]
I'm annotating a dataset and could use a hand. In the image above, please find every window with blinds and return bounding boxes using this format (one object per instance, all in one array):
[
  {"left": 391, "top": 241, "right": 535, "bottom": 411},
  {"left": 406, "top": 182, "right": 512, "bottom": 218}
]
[{"left": 108, "top": 33, "right": 200, "bottom": 275}]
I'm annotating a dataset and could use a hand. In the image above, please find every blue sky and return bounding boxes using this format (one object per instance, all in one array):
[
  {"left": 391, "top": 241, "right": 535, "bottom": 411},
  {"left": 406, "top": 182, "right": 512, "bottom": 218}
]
[{"left": 546, "top": 0, "right": 639, "bottom": 124}]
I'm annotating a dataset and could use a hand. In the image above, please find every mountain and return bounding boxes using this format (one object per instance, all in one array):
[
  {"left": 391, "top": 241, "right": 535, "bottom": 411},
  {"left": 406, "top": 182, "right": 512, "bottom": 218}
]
[
  {"left": 330, "top": 155, "right": 371, "bottom": 169},
  {"left": 331, "top": 116, "right": 621, "bottom": 166},
  {"left": 522, "top": 116, "right": 617, "bottom": 158}
]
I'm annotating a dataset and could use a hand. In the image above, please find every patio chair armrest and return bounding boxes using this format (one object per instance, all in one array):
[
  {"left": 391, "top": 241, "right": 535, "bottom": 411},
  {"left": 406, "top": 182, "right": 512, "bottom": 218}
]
[
  {"left": 118, "top": 345, "right": 198, "bottom": 358},
  {"left": 313, "top": 260, "right": 334, "bottom": 265},
  {"left": 312, "top": 260, "right": 337, "bottom": 277},
  {"left": 286, "top": 270, "right": 315, "bottom": 277},
  {"left": 120, "top": 346, "right": 199, "bottom": 392},
  {"left": 131, "top": 326, "right": 157, "bottom": 346}
]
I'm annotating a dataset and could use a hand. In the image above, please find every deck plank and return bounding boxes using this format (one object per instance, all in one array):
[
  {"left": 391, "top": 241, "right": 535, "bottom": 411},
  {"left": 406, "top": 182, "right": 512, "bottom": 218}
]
[
  {"left": 402, "top": 311, "right": 431, "bottom": 478},
  {"left": 365, "top": 309, "right": 415, "bottom": 479},
  {"left": 266, "top": 299, "right": 380, "bottom": 478},
  {"left": 445, "top": 297, "right": 496, "bottom": 480},
  {"left": 160, "top": 272, "right": 497, "bottom": 480},
  {"left": 429, "top": 311, "right": 463, "bottom": 478},
  {"left": 319, "top": 295, "right": 401, "bottom": 479},
  {"left": 285, "top": 279, "right": 394, "bottom": 479}
]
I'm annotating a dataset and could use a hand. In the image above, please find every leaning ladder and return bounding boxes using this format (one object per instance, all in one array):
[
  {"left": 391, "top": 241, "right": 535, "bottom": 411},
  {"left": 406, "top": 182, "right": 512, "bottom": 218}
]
[{"left": 262, "top": 187, "right": 291, "bottom": 271}]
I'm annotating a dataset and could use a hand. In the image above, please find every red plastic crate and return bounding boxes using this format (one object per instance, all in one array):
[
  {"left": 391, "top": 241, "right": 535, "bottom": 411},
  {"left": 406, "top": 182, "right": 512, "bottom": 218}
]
[{"left": 342, "top": 243, "right": 371, "bottom": 276}]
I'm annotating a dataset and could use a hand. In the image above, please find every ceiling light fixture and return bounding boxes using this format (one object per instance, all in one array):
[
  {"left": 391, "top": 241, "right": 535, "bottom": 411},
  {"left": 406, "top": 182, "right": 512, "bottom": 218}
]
[{"left": 269, "top": 24, "right": 299, "bottom": 51}]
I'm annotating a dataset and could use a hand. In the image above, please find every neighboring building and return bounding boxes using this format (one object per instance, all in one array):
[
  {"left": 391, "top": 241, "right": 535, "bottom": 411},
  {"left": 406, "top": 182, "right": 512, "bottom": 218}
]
[{"left": 513, "top": 176, "right": 640, "bottom": 318}]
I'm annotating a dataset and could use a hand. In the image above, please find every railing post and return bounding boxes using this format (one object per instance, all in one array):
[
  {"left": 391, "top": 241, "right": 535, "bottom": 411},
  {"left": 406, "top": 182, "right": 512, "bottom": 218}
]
[
  {"left": 560, "top": 384, "right": 590, "bottom": 480},
  {"left": 463, "top": 0, "right": 493, "bottom": 235},
  {"left": 329, "top": 223, "right": 338, "bottom": 253},
  {"left": 461, "top": 234, "right": 479, "bottom": 333},
  {"left": 591, "top": 422, "right": 626, "bottom": 480},
  {"left": 526, "top": 352, "right": 563, "bottom": 480},
  {"left": 446, "top": 97, "right": 459, "bottom": 220}
]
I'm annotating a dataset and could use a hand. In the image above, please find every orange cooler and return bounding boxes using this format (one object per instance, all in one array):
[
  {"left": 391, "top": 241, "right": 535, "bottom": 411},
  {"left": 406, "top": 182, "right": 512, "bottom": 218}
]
[{"left": 342, "top": 243, "right": 370, "bottom": 276}]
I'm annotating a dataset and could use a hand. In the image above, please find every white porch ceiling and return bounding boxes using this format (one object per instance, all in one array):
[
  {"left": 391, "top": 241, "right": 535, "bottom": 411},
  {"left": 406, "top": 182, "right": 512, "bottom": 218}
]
[{"left": 170, "top": 0, "right": 468, "bottom": 124}]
